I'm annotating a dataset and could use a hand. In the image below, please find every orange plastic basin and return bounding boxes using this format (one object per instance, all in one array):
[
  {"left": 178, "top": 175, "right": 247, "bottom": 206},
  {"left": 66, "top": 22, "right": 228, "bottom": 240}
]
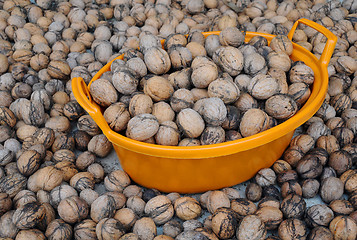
[{"left": 72, "top": 19, "right": 337, "bottom": 193}]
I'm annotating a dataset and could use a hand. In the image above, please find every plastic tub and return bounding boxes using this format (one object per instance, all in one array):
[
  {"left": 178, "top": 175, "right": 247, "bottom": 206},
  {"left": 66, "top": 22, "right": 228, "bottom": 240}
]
[{"left": 72, "top": 19, "right": 337, "bottom": 193}]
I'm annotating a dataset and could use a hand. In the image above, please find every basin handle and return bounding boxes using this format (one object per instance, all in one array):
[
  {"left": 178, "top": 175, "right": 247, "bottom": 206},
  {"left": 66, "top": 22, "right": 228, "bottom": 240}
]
[
  {"left": 71, "top": 77, "right": 97, "bottom": 115},
  {"left": 288, "top": 18, "right": 337, "bottom": 68}
]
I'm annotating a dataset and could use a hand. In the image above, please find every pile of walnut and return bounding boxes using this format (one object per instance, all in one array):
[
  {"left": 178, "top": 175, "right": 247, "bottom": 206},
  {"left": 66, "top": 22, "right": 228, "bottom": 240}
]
[
  {"left": 90, "top": 31, "right": 314, "bottom": 146},
  {"left": 0, "top": 0, "right": 356, "bottom": 239}
]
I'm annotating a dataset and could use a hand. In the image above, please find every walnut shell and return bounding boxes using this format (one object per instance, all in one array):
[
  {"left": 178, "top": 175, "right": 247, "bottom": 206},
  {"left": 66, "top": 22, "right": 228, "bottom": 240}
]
[
  {"left": 145, "top": 195, "right": 174, "bottom": 225},
  {"left": 237, "top": 215, "right": 267, "bottom": 240},
  {"left": 0, "top": 173, "right": 27, "bottom": 198},
  {"left": 144, "top": 76, "right": 174, "bottom": 102},
  {"left": 265, "top": 94, "right": 298, "bottom": 120},
  {"left": 256, "top": 206, "right": 283, "bottom": 230},
  {"left": 144, "top": 47, "right": 171, "bottom": 75},
  {"left": 112, "top": 69, "right": 138, "bottom": 95},
  {"left": 45, "top": 219, "right": 73, "bottom": 240},
  {"left": 320, "top": 177, "right": 344, "bottom": 203},
  {"left": 267, "top": 51, "right": 291, "bottom": 72},
  {"left": 191, "top": 56, "right": 218, "bottom": 88},
  {"left": 168, "top": 68, "right": 192, "bottom": 90},
  {"left": 133, "top": 217, "right": 157, "bottom": 240},
  {"left": 74, "top": 219, "right": 97, "bottom": 240},
  {"left": 290, "top": 61, "right": 315, "bottom": 85},
  {"left": 174, "top": 197, "right": 201, "bottom": 221},
  {"left": 88, "top": 134, "right": 112, "bottom": 158},
  {"left": 213, "top": 46, "right": 244, "bottom": 76},
  {"left": 248, "top": 74, "right": 279, "bottom": 100},
  {"left": 278, "top": 218, "right": 308, "bottom": 240},
  {"left": 168, "top": 45, "right": 192, "bottom": 70},
  {"left": 129, "top": 94, "right": 153, "bottom": 117},
  {"left": 127, "top": 57, "right": 147, "bottom": 78},
  {"left": 70, "top": 172, "right": 95, "bottom": 191},
  {"left": 96, "top": 218, "right": 125, "bottom": 240},
  {"left": 170, "top": 89, "right": 194, "bottom": 112},
  {"left": 176, "top": 108, "right": 205, "bottom": 138},
  {"left": 27, "top": 166, "right": 63, "bottom": 192},
  {"left": 58, "top": 196, "right": 89, "bottom": 224},
  {"left": 47, "top": 60, "right": 71, "bottom": 80},
  {"left": 90, "top": 79, "right": 118, "bottom": 107},
  {"left": 12, "top": 202, "right": 45, "bottom": 229},
  {"left": 211, "top": 207, "right": 238, "bottom": 239},
  {"left": 126, "top": 114, "right": 159, "bottom": 141},
  {"left": 219, "top": 27, "right": 244, "bottom": 47},
  {"left": 329, "top": 216, "right": 357, "bottom": 240},
  {"left": 208, "top": 78, "right": 240, "bottom": 104},
  {"left": 104, "top": 102, "right": 131, "bottom": 132},
  {"left": 50, "top": 185, "right": 78, "bottom": 208},
  {"left": 270, "top": 35, "right": 293, "bottom": 55},
  {"left": 0, "top": 192, "right": 12, "bottom": 216},
  {"left": 206, "top": 191, "right": 230, "bottom": 214},
  {"left": 155, "top": 121, "right": 180, "bottom": 146},
  {"left": 240, "top": 108, "right": 269, "bottom": 137}
]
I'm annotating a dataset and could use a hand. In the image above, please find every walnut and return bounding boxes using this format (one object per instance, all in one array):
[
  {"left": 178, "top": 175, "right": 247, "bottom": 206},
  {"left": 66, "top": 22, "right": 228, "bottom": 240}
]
[
  {"left": 0, "top": 173, "right": 27, "bottom": 197},
  {"left": 170, "top": 89, "right": 194, "bottom": 112},
  {"left": 88, "top": 134, "right": 112, "bottom": 158},
  {"left": 90, "top": 79, "right": 118, "bottom": 107},
  {"left": 278, "top": 219, "right": 308, "bottom": 240},
  {"left": 12, "top": 201, "right": 45, "bottom": 229},
  {"left": 265, "top": 94, "right": 298, "bottom": 120},
  {"left": 211, "top": 207, "right": 238, "bottom": 239},
  {"left": 174, "top": 197, "right": 201, "bottom": 221},
  {"left": 27, "top": 166, "right": 63, "bottom": 192},
  {"left": 248, "top": 74, "right": 279, "bottom": 100},
  {"left": 50, "top": 185, "right": 78, "bottom": 208},
  {"left": 290, "top": 61, "right": 315, "bottom": 85},
  {"left": 208, "top": 78, "right": 240, "bottom": 104},
  {"left": 104, "top": 170, "right": 131, "bottom": 192},
  {"left": 96, "top": 218, "right": 125, "bottom": 240},
  {"left": 168, "top": 45, "right": 192, "bottom": 70},
  {"left": 267, "top": 51, "right": 291, "bottom": 72},
  {"left": 168, "top": 68, "right": 192, "bottom": 90},
  {"left": 176, "top": 108, "right": 205, "bottom": 138},
  {"left": 144, "top": 76, "right": 174, "bottom": 102},
  {"left": 155, "top": 121, "right": 180, "bottom": 146},
  {"left": 104, "top": 102, "right": 131, "bottom": 132},
  {"left": 240, "top": 108, "right": 270, "bottom": 137},
  {"left": 45, "top": 219, "right": 73, "bottom": 240},
  {"left": 270, "top": 35, "right": 293, "bottom": 55},
  {"left": 144, "top": 47, "right": 171, "bottom": 75},
  {"left": 57, "top": 196, "right": 89, "bottom": 224},
  {"left": 219, "top": 27, "right": 244, "bottom": 47},
  {"left": 213, "top": 46, "right": 244, "bottom": 76},
  {"left": 191, "top": 56, "right": 218, "bottom": 88},
  {"left": 144, "top": 195, "right": 174, "bottom": 225},
  {"left": 74, "top": 219, "right": 98, "bottom": 240},
  {"left": 70, "top": 172, "right": 95, "bottom": 191},
  {"left": 126, "top": 114, "right": 159, "bottom": 141},
  {"left": 112, "top": 68, "right": 138, "bottom": 95},
  {"left": 237, "top": 215, "right": 267, "bottom": 240},
  {"left": 133, "top": 217, "right": 157, "bottom": 240}
]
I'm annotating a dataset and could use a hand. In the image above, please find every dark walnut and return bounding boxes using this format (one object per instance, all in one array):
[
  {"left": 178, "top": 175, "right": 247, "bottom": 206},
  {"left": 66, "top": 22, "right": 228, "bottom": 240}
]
[
  {"left": 45, "top": 219, "right": 73, "bottom": 240},
  {"left": 211, "top": 207, "right": 239, "bottom": 239},
  {"left": 74, "top": 219, "right": 97, "bottom": 240},
  {"left": 12, "top": 201, "right": 45, "bottom": 229},
  {"left": 278, "top": 218, "right": 308, "bottom": 240}
]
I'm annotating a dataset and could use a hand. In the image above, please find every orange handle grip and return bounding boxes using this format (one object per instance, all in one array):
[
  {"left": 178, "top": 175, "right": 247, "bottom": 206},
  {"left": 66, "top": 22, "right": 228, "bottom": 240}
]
[
  {"left": 287, "top": 18, "right": 337, "bottom": 68},
  {"left": 72, "top": 77, "right": 118, "bottom": 142},
  {"left": 71, "top": 77, "right": 97, "bottom": 115}
]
